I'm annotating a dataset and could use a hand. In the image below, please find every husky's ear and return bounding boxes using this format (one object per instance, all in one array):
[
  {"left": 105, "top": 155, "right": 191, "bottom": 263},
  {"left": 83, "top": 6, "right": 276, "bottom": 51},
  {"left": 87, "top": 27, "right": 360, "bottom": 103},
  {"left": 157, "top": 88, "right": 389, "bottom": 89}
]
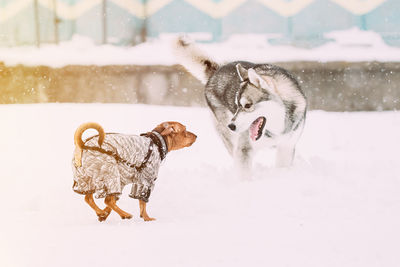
[
  {"left": 236, "top": 63, "right": 248, "bottom": 82},
  {"left": 248, "top": 68, "right": 274, "bottom": 93}
]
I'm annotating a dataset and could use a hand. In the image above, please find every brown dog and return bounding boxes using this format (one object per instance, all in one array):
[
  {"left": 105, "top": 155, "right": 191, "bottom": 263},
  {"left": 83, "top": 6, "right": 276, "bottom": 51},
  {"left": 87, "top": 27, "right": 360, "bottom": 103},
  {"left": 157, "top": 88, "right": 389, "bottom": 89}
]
[{"left": 72, "top": 121, "right": 197, "bottom": 222}]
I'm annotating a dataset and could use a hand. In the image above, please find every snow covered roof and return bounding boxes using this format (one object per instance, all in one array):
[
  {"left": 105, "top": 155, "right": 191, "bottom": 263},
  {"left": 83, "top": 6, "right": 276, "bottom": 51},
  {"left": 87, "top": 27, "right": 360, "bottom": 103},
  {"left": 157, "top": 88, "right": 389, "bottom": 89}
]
[{"left": 0, "top": 28, "right": 399, "bottom": 67}]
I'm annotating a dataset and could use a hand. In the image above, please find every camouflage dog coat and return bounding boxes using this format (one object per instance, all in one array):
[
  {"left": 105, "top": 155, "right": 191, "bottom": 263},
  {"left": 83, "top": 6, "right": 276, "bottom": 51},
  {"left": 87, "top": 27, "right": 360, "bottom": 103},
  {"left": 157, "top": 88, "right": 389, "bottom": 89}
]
[{"left": 72, "top": 131, "right": 167, "bottom": 202}]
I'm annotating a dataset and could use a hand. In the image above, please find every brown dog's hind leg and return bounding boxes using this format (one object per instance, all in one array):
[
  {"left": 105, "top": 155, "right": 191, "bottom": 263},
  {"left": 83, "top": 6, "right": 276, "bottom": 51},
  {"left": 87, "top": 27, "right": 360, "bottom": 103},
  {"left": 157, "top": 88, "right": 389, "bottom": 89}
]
[
  {"left": 139, "top": 200, "right": 155, "bottom": 221},
  {"left": 105, "top": 195, "right": 132, "bottom": 220},
  {"left": 84, "top": 194, "right": 111, "bottom": 222}
]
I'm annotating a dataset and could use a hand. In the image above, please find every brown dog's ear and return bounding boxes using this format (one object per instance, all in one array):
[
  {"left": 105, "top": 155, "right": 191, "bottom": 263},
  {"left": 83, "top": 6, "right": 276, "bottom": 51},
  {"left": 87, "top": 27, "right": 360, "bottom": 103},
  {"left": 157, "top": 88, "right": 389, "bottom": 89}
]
[{"left": 160, "top": 123, "right": 176, "bottom": 136}]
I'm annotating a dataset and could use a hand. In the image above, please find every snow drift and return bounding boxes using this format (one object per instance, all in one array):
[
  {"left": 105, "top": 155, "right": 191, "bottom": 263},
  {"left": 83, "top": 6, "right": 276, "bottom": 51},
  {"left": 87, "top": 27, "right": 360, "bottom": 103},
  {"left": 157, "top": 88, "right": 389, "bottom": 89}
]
[{"left": 1, "top": 104, "right": 400, "bottom": 267}]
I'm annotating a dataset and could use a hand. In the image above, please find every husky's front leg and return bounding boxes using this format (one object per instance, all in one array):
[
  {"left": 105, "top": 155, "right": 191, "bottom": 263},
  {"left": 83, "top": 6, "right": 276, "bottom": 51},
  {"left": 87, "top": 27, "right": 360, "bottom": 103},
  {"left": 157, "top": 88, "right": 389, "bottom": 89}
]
[
  {"left": 233, "top": 132, "right": 253, "bottom": 179},
  {"left": 275, "top": 144, "right": 295, "bottom": 168}
]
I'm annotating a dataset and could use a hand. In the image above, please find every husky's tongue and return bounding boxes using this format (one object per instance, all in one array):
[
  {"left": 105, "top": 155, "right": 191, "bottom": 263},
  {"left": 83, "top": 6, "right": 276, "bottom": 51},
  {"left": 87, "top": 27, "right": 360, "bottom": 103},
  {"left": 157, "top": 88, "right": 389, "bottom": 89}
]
[{"left": 250, "top": 117, "right": 266, "bottom": 141}]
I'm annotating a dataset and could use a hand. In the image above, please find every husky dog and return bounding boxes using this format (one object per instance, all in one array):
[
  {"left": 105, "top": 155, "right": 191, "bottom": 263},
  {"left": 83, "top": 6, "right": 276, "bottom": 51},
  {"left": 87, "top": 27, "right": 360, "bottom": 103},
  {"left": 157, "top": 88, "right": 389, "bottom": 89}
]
[{"left": 174, "top": 37, "right": 307, "bottom": 178}]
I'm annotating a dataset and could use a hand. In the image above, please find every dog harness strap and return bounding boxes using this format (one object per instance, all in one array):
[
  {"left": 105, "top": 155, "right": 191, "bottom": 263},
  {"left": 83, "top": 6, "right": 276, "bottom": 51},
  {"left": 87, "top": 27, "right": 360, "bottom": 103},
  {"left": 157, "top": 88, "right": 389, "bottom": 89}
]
[
  {"left": 82, "top": 140, "right": 154, "bottom": 172},
  {"left": 140, "top": 131, "right": 168, "bottom": 161},
  {"left": 139, "top": 140, "right": 154, "bottom": 170}
]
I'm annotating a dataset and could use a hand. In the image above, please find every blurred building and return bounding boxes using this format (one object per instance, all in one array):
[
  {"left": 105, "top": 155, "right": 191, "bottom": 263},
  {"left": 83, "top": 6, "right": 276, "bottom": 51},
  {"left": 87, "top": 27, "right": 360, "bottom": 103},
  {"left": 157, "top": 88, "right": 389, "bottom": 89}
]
[{"left": 0, "top": 0, "right": 399, "bottom": 47}]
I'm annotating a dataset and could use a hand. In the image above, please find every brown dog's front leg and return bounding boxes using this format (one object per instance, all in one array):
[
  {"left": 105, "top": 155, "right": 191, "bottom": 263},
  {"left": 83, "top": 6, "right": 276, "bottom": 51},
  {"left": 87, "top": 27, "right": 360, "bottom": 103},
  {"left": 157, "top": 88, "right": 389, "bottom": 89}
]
[
  {"left": 84, "top": 194, "right": 110, "bottom": 222},
  {"left": 105, "top": 195, "right": 132, "bottom": 220},
  {"left": 139, "top": 200, "right": 155, "bottom": 221},
  {"left": 98, "top": 206, "right": 112, "bottom": 222}
]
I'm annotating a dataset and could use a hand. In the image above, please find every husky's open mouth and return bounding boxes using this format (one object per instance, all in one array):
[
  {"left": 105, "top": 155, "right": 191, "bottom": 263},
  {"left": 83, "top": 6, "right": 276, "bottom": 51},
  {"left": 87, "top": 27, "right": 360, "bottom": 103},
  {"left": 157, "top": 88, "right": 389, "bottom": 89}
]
[{"left": 249, "top": 116, "right": 266, "bottom": 141}]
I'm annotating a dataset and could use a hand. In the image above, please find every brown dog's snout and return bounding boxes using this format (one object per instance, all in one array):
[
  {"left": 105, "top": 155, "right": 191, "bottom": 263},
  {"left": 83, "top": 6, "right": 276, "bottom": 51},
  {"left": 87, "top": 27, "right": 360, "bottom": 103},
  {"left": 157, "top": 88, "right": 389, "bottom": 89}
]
[
  {"left": 187, "top": 131, "right": 197, "bottom": 139},
  {"left": 185, "top": 131, "right": 197, "bottom": 144},
  {"left": 191, "top": 132, "right": 197, "bottom": 142},
  {"left": 177, "top": 131, "right": 196, "bottom": 149}
]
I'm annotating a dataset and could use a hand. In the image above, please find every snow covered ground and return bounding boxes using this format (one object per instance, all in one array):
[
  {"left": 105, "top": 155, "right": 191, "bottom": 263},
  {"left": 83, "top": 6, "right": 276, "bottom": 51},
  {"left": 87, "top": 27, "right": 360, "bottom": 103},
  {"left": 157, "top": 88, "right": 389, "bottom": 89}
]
[
  {"left": 1, "top": 28, "right": 400, "bottom": 67},
  {"left": 1, "top": 103, "right": 400, "bottom": 267}
]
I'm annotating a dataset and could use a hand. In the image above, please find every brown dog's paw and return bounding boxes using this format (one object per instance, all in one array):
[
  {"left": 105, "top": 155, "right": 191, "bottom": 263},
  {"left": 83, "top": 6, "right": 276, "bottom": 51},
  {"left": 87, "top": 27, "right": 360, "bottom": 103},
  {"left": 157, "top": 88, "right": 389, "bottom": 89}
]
[
  {"left": 98, "top": 215, "right": 107, "bottom": 222},
  {"left": 120, "top": 213, "right": 133, "bottom": 220},
  {"left": 142, "top": 216, "right": 156, "bottom": 222},
  {"left": 97, "top": 213, "right": 109, "bottom": 222},
  {"left": 97, "top": 210, "right": 110, "bottom": 222}
]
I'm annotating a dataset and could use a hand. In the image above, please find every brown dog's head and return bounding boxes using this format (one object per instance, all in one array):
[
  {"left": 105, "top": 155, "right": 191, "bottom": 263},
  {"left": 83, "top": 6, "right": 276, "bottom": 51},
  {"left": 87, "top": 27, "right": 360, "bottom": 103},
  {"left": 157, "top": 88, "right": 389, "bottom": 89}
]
[{"left": 153, "top": 121, "right": 197, "bottom": 151}]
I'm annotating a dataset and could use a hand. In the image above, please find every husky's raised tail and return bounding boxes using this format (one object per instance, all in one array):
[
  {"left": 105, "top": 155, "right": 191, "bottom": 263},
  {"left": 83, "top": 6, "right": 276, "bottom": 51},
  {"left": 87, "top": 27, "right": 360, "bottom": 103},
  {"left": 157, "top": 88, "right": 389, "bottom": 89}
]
[{"left": 173, "top": 37, "right": 219, "bottom": 84}]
